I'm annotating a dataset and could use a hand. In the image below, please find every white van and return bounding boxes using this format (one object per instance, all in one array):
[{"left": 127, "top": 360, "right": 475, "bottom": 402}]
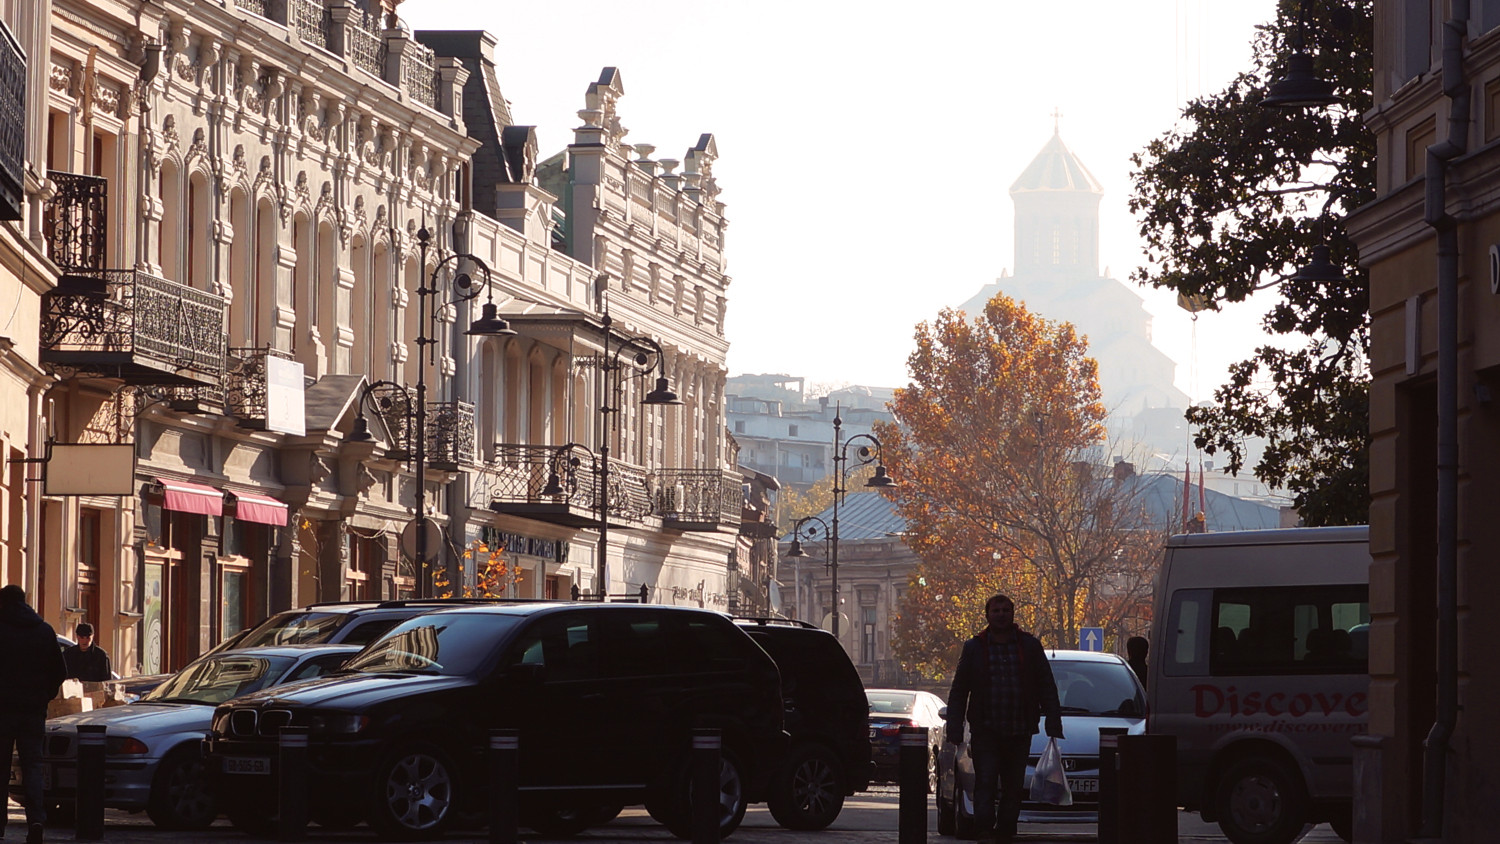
[{"left": 1148, "top": 526, "right": 1368, "bottom": 844}]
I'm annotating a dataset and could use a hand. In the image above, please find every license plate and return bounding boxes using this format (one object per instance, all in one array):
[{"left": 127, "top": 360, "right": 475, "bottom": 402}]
[
  {"left": 223, "top": 756, "right": 271, "bottom": 775},
  {"left": 1068, "top": 777, "right": 1099, "bottom": 795}
]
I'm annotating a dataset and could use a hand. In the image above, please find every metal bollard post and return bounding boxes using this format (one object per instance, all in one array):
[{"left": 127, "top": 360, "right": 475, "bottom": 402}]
[
  {"left": 1096, "top": 726, "right": 1129, "bottom": 844},
  {"left": 898, "top": 725, "right": 928, "bottom": 844},
  {"left": 489, "top": 729, "right": 519, "bottom": 844},
  {"left": 74, "top": 724, "right": 106, "bottom": 841},
  {"left": 278, "top": 726, "right": 309, "bottom": 841},
  {"left": 1118, "top": 734, "right": 1177, "bottom": 844},
  {"left": 691, "top": 728, "right": 722, "bottom": 844}
]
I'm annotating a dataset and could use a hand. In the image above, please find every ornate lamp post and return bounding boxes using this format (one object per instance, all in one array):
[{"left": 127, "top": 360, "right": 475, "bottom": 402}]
[
  {"left": 783, "top": 514, "right": 829, "bottom": 624},
  {"left": 559, "top": 301, "right": 680, "bottom": 598},
  {"left": 785, "top": 407, "right": 894, "bottom": 640},
  {"left": 350, "top": 226, "right": 514, "bottom": 597}
]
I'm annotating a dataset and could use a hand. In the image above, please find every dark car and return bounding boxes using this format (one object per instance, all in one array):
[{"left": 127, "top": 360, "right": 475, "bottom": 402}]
[
  {"left": 867, "top": 688, "right": 947, "bottom": 790},
  {"left": 210, "top": 599, "right": 505, "bottom": 654},
  {"left": 205, "top": 603, "right": 786, "bottom": 840},
  {"left": 735, "top": 618, "right": 871, "bottom": 830},
  {"left": 15, "top": 645, "right": 358, "bottom": 829}
]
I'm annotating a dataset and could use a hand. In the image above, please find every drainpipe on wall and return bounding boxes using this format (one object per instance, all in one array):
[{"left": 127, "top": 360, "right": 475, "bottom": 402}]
[{"left": 1421, "top": 1, "right": 1470, "bottom": 837}]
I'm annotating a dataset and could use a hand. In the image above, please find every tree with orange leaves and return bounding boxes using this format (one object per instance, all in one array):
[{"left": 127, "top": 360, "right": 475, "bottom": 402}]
[{"left": 880, "top": 295, "right": 1163, "bottom": 681}]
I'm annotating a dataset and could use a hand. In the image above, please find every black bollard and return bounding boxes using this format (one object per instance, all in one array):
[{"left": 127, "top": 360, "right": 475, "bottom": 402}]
[
  {"left": 489, "top": 729, "right": 519, "bottom": 844},
  {"left": 691, "top": 728, "right": 721, "bottom": 844},
  {"left": 1118, "top": 734, "right": 1177, "bottom": 844},
  {"left": 898, "top": 725, "right": 928, "bottom": 844},
  {"left": 1096, "top": 726, "right": 1129, "bottom": 844},
  {"left": 74, "top": 724, "right": 105, "bottom": 841},
  {"left": 278, "top": 726, "right": 309, "bottom": 841}
]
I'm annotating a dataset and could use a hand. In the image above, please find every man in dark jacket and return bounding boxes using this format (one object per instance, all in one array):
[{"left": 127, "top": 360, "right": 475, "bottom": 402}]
[
  {"left": 62, "top": 622, "right": 111, "bottom": 682},
  {"left": 0, "top": 584, "right": 67, "bottom": 844},
  {"left": 945, "top": 594, "right": 1063, "bottom": 844}
]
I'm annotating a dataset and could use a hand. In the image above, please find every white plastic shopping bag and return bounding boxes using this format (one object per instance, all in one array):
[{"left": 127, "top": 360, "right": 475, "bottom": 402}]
[{"left": 1028, "top": 737, "right": 1074, "bottom": 806}]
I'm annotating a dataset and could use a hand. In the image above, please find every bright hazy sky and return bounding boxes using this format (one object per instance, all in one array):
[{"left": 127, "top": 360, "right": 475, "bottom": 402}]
[{"left": 401, "top": 0, "right": 1280, "bottom": 402}]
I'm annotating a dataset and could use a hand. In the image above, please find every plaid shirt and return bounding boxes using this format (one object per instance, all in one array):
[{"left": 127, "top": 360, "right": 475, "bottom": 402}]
[{"left": 986, "top": 632, "right": 1028, "bottom": 735}]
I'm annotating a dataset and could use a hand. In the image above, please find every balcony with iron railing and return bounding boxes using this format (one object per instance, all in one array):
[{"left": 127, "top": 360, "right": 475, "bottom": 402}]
[
  {"left": 366, "top": 383, "right": 476, "bottom": 471},
  {"left": 654, "top": 468, "right": 744, "bottom": 532},
  {"left": 486, "top": 444, "right": 655, "bottom": 529},
  {"left": 42, "top": 171, "right": 225, "bottom": 386}
]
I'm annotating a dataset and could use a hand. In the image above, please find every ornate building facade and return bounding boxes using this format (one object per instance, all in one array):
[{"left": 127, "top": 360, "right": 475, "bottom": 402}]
[{"left": 10, "top": 0, "right": 741, "bottom": 674}]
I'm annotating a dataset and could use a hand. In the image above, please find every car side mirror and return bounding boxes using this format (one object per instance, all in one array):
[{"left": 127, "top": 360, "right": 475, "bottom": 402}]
[
  {"left": 1115, "top": 698, "right": 1139, "bottom": 716},
  {"left": 938, "top": 705, "right": 948, "bottom": 719}
]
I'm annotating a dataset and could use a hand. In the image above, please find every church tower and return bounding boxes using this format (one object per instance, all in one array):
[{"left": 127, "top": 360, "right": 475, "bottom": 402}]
[
  {"left": 960, "top": 123, "right": 1189, "bottom": 457},
  {"left": 1010, "top": 126, "right": 1104, "bottom": 277}
]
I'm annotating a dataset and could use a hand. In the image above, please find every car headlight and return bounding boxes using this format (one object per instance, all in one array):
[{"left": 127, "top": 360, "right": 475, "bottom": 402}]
[
  {"left": 106, "top": 736, "right": 149, "bottom": 756},
  {"left": 307, "top": 713, "right": 369, "bottom": 735}
]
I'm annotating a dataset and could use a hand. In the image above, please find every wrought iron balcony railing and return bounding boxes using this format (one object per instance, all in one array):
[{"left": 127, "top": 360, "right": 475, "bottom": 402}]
[
  {"left": 401, "top": 36, "right": 438, "bottom": 110},
  {"left": 654, "top": 468, "right": 744, "bottom": 531},
  {"left": 366, "top": 383, "right": 475, "bottom": 470},
  {"left": 487, "top": 444, "right": 653, "bottom": 528},
  {"left": 40, "top": 269, "right": 227, "bottom": 386},
  {"left": 224, "top": 346, "right": 294, "bottom": 427},
  {"left": 45, "top": 171, "right": 106, "bottom": 272},
  {"left": 425, "top": 400, "right": 475, "bottom": 470}
]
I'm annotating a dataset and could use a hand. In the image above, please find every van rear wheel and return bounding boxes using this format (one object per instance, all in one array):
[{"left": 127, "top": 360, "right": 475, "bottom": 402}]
[{"left": 1215, "top": 756, "right": 1308, "bottom": 844}]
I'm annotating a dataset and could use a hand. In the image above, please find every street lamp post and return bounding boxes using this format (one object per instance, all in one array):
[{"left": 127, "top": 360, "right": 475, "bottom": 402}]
[
  {"left": 563, "top": 300, "right": 680, "bottom": 599},
  {"left": 785, "top": 407, "right": 894, "bottom": 641},
  {"left": 784, "top": 514, "right": 829, "bottom": 625},
  {"left": 351, "top": 226, "right": 515, "bottom": 598}
]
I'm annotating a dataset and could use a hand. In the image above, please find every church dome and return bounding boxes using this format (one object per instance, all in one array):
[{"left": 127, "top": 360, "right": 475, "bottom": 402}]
[{"left": 1009, "top": 130, "right": 1103, "bottom": 195}]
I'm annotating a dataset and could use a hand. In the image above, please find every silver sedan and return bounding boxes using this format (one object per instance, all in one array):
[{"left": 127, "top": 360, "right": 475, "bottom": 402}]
[
  {"left": 12, "top": 644, "right": 358, "bottom": 829},
  {"left": 937, "top": 650, "right": 1146, "bottom": 837}
]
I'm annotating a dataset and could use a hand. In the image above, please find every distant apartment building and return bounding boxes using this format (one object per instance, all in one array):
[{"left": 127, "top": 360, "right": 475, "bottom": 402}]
[{"left": 727, "top": 375, "right": 895, "bottom": 494}]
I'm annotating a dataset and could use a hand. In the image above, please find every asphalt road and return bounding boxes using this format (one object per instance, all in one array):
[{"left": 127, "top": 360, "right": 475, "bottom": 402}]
[{"left": 8, "top": 786, "right": 1347, "bottom": 843}]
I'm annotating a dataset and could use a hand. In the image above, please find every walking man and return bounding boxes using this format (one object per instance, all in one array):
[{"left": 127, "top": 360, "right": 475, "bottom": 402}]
[
  {"left": 0, "top": 585, "right": 67, "bottom": 844},
  {"left": 62, "top": 622, "right": 111, "bottom": 682},
  {"left": 945, "top": 594, "right": 1063, "bottom": 844}
]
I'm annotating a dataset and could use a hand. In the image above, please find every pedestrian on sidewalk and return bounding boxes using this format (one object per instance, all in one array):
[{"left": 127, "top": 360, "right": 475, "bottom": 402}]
[
  {"left": 62, "top": 622, "right": 112, "bottom": 682},
  {"left": 1126, "top": 635, "right": 1149, "bottom": 685},
  {"left": 0, "top": 585, "right": 68, "bottom": 844},
  {"left": 944, "top": 594, "right": 1063, "bottom": 844}
]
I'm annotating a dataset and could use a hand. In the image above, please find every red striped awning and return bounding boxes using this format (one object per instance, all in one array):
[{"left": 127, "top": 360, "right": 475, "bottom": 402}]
[
  {"left": 155, "top": 477, "right": 223, "bottom": 517},
  {"left": 229, "top": 491, "right": 289, "bottom": 526}
]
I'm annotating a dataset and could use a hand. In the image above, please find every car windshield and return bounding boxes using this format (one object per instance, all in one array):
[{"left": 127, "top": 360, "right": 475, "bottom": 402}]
[
  {"left": 344, "top": 613, "right": 521, "bottom": 677},
  {"left": 143, "top": 655, "right": 297, "bottom": 705},
  {"left": 1052, "top": 659, "right": 1145, "bottom": 716},
  {"left": 232, "top": 611, "right": 350, "bottom": 649},
  {"left": 867, "top": 691, "right": 917, "bottom": 715}
]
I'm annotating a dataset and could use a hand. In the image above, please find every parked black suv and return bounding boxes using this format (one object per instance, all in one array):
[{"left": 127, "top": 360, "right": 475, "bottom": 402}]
[
  {"left": 211, "top": 598, "right": 518, "bottom": 654},
  {"left": 205, "top": 603, "right": 785, "bottom": 840},
  {"left": 736, "top": 618, "right": 871, "bottom": 830}
]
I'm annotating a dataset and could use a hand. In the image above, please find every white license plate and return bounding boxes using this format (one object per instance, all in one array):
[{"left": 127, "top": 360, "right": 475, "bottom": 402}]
[
  {"left": 1068, "top": 777, "right": 1099, "bottom": 795},
  {"left": 223, "top": 756, "right": 271, "bottom": 775}
]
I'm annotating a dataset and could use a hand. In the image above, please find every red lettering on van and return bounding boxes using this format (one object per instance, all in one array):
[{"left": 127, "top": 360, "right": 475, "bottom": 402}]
[{"left": 1192, "top": 684, "right": 1223, "bottom": 716}]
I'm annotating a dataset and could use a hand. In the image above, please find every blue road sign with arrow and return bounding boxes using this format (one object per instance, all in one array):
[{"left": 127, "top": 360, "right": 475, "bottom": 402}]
[{"left": 1079, "top": 627, "right": 1104, "bottom": 652}]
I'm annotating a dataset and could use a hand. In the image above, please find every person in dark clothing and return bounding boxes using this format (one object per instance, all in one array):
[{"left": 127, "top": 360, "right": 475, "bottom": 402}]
[
  {"left": 945, "top": 594, "right": 1063, "bottom": 844},
  {"left": 1126, "top": 635, "right": 1149, "bottom": 685},
  {"left": 62, "top": 622, "right": 111, "bottom": 682},
  {"left": 0, "top": 584, "right": 67, "bottom": 844}
]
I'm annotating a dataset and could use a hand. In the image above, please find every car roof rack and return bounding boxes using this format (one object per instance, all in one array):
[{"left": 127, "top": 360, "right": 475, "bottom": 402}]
[
  {"left": 373, "top": 597, "right": 548, "bottom": 609},
  {"left": 733, "top": 616, "right": 818, "bottom": 629}
]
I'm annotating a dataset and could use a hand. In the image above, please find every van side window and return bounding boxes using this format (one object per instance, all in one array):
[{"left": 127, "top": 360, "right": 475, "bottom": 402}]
[
  {"left": 1164, "top": 589, "right": 1211, "bottom": 677},
  {"left": 1211, "top": 585, "right": 1369, "bottom": 676}
]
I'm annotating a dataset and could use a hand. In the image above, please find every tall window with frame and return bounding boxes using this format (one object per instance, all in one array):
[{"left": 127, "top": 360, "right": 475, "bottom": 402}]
[
  {"left": 346, "top": 529, "right": 384, "bottom": 600},
  {"left": 221, "top": 515, "right": 272, "bottom": 642}
]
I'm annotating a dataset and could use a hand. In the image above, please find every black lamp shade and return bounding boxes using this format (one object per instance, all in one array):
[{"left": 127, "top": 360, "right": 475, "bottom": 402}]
[
  {"left": 348, "top": 414, "right": 374, "bottom": 442},
  {"left": 1260, "top": 53, "right": 1340, "bottom": 108},
  {"left": 866, "top": 465, "right": 896, "bottom": 488},
  {"left": 1291, "top": 244, "right": 1347, "bottom": 283},
  {"left": 644, "top": 376, "right": 682, "bottom": 406},
  {"left": 466, "top": 302, "right": 517, "bottom": 336},
  {"left": 786, "top": 539, "right": 806, "bottom": 558},
  {"left": 541, "top": 471, "right": 565, "bottom": 497}
]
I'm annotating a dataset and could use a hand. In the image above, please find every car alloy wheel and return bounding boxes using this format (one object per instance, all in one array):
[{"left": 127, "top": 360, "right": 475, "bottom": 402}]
[
  {"left": 662, "top": 750, "right": 747, "bottom": 839},
  {"left": 767, "top": 743, "right": 845, "bottom": 830},
  {"left": 146, "top": 748, "right": 217, "bottom": 830},
  {"left": 369, "top": 743, "right": 457, "bottom": 840}
]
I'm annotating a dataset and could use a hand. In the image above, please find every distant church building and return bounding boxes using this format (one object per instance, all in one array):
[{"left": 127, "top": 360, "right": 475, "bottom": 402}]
[{"left": 960, "top": 128, "right": 1189, "bottom": 455}]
